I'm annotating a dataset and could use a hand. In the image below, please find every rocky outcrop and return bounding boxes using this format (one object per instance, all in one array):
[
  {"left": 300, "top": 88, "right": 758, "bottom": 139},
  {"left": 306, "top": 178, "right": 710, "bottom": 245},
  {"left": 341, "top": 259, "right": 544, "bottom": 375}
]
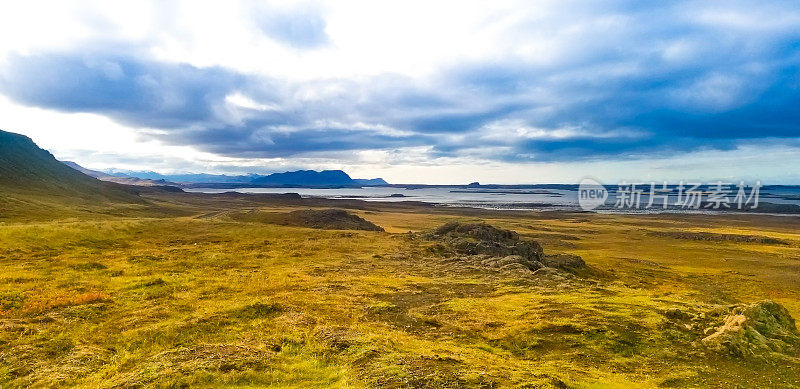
[
  {"left": 427, "top": 222, "right": 543, "bottom": 260},
  {"left": 425, "top": 222, "right": 584, "bottom": 274},
  {"left": 274, "top": 209, "right": 384, "bottom": 231},
  {"left": 701, "top": 301, "right": 800, "bottom": 361}
]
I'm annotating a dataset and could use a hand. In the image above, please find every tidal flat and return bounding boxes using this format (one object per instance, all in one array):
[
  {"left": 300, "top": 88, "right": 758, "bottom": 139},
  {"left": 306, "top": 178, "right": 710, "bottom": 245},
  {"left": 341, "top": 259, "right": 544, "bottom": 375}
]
[{"left": 1, "top": 192, "right": 799, "bottom": 387}]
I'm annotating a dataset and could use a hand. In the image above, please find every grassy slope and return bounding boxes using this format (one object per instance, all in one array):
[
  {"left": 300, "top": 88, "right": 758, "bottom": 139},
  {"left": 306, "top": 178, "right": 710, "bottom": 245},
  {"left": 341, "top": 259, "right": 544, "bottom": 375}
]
[
  {"left": 0, "top": 130, "right": 152, "bottom": 221},
  {"left": 0, "top": 197, "right": 799, "bottom": 387}
]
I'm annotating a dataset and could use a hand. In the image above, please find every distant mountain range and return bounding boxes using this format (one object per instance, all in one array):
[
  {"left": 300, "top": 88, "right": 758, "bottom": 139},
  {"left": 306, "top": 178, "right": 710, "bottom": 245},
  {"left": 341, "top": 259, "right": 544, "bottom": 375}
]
[
  {"left": 0, "top": 128, "right": 387, "bottom": 191},
  {"left": 0, "top": 129, "right": 388, "bottom": 220},
  {"left": 61, "top": 162, "right": 182, "bottom": 187},
  {"left": 251, "top": 169, "right": 353, "bottom": 186},
  {"left": 65, "top": 164, "right": 389, "bottom": 188}
]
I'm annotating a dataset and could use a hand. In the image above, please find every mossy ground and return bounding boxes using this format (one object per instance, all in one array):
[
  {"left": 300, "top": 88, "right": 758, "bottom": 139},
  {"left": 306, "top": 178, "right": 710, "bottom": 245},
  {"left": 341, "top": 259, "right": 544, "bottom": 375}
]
[{"left": 1, "top": 196, "right": 799, "bottom": 387}]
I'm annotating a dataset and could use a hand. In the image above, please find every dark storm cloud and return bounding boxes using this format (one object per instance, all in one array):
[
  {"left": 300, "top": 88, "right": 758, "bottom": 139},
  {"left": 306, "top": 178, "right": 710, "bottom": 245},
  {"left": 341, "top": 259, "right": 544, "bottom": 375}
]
[
  {"left": 0, "top": 53, "right": 248, "bottom": 129},
  {"left": 165, "top": 125, "right": 432, "bottom": 158}
]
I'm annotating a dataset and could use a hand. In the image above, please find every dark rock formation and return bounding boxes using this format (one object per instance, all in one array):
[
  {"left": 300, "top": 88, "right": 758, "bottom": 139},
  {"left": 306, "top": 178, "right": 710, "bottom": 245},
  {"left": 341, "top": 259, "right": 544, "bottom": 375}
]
[
  {"left": 428, "top": 222, "right": 544, "bottom": 262},
  {"left": 425, "top": 222, "right": 584, "bottom": 274},
  {"left": 274, "top": 209, "right": 384, "bottom": 231}
]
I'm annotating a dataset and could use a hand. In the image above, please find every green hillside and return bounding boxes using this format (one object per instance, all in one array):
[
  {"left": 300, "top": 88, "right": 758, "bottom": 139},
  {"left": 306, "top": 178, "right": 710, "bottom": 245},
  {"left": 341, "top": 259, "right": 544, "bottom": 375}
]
[{"left": 0, "top": 130, "right": 145, "bottom": 219}]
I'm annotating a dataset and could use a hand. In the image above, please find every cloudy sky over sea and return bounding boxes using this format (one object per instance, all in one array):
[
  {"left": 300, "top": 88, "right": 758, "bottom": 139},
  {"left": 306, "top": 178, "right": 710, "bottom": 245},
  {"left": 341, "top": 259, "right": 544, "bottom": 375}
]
[{"left": 1, "top": 1, "right": 798, "bottom": 183}]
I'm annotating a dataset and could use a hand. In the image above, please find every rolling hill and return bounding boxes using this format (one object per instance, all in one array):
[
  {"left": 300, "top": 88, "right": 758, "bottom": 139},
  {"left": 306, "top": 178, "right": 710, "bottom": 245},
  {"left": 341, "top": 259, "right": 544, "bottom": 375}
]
[{"left": 0, "top": 130, "right": 145, "bottom": 218}]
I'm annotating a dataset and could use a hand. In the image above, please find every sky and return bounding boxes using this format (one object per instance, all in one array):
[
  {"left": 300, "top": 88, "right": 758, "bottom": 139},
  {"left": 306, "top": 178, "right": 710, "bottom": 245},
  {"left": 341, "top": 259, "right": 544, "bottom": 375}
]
[{"left": 0, "top": 1, "right": 799, "bottom": 184}]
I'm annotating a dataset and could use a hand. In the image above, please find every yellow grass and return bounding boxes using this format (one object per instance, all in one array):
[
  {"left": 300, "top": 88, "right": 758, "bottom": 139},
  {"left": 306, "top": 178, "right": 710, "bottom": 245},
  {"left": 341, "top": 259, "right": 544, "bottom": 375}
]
[{"left": 1, "top": 197, "right": 799, "bottom": 387}]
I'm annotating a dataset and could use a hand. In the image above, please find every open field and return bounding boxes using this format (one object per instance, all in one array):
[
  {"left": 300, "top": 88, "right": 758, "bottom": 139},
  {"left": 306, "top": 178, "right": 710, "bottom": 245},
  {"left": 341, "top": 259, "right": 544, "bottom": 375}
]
[{"left": 1, "top": 192, "right": 799, "bottom": 387}]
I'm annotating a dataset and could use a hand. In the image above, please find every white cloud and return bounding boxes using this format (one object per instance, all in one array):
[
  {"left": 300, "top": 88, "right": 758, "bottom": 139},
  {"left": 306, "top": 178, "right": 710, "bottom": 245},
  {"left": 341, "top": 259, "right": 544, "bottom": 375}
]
[
  {"left": 225, "top": 93, "right": 280, "bottom": 112},
  {"left": 0, "top": 0, "right": 798, "bottom": 182},
  {"left": 0, "top": 95, "right": 285, "bottom": 173}
]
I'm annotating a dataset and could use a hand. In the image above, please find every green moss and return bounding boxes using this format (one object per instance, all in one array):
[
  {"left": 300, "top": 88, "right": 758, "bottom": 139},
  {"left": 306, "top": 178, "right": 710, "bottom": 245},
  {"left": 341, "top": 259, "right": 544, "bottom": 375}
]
[{"left": 233, "top": 302, "right": 284, "bottom": 320}]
